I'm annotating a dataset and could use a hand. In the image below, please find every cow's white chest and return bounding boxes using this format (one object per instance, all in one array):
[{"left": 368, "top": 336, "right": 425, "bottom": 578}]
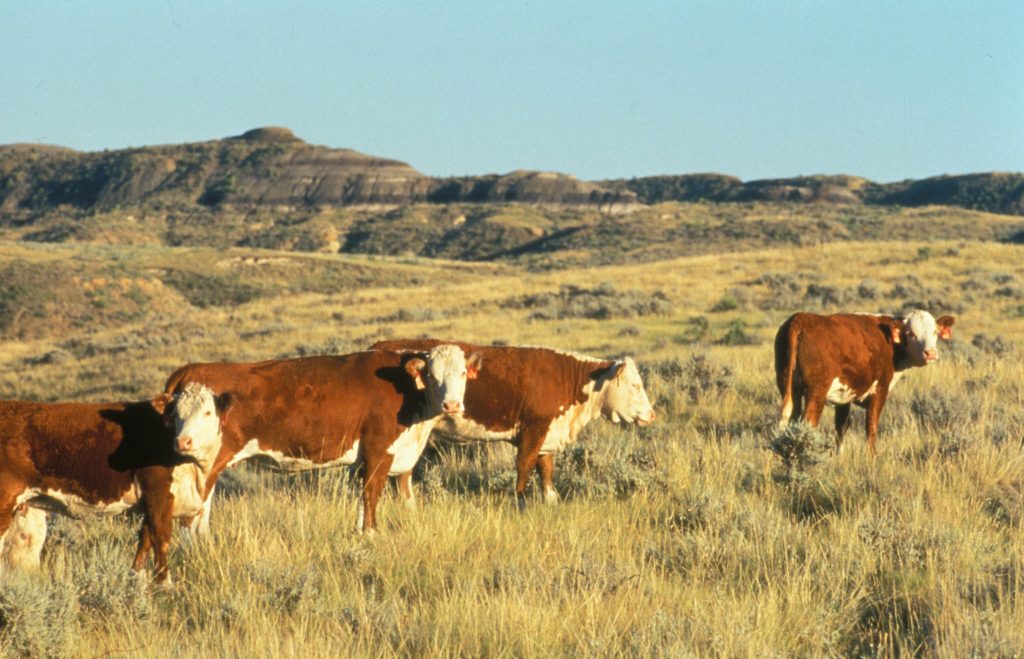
[
  {"left": 169, "top": 463, "right": 207, "bottom": 517},
  {"left": 540, "top": 402, "right": 591, "bottom": 454},
  {"left": 826, "top": 378, "right": 878, "bottom": 405},
  {"left": 387, "top": 422, "right": 436, "bottom": 475},
  {"left": 230, "top": 438, "right": 360, "bottom": 472}
]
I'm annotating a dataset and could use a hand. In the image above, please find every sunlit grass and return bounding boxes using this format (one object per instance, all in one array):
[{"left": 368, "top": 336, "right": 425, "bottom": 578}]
[{"left": 0, "top": 237, "right": 1022, "bottom": 655}]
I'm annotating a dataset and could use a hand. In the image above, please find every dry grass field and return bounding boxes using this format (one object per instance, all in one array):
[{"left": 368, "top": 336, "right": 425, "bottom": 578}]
[{"left": 0, "top": 219, "right": 1022, "bottom": 656}]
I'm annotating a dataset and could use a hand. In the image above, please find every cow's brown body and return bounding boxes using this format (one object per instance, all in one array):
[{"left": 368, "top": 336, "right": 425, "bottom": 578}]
[
  {"left": 0, "top": 399, "right": 192, "bottom": 580},
  {"left": 372, "top": 339, "right": 624, "bottom": 507},
  {"left": 774, "top": 311, "right": 952, "bottom": 452},
  {"left": 164, "top": 351, "right": 450, "bottom": 530}
]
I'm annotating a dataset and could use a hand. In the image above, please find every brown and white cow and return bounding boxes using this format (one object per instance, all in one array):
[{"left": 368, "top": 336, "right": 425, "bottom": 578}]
[
  {"left": 163, "top": 345, "right": 481, "bottom": 533},
  {"left": 0, "top": 384, "right": 227, "bottom": 582},
  {"left": 372, "top": 340, "right": 656, "bottom": 509},
  {"left": 775, "top": 309, "right": 956, "bottom": 452}
]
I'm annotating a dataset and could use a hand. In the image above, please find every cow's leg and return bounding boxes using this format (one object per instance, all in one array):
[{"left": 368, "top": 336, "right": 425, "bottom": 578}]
[
  {"left": 834, "top": 404, "right": 852, "bottom": 448},
  {"left": 514, "top": 427, "right": 546, "bottom": 512},
  {"left": 801, "top": 386, "right": 828, "bottom": 428},
  {"left": 396, "top": 472, "right": 417, "bottom": 510},
  {"left": 146, "top": 509, "right": 174, "bottom": 585},
  {"left": 360, "top": 452, "right": 395, "bottom": 532},
  {"left": 132, "top": 523, "right": 153, "bottom": 573},
  {"left": 535, "top": 454, "right": 558, "bottom": 504},
  {"left": 864, "top": 389, "right": 889, "bottom": 455}
]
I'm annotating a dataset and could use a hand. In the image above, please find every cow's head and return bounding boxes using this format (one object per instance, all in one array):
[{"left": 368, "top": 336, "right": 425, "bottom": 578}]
[
  {"left": 404, "top": 344, "right": 482, "bottom": 416},
  {"left": 152, "top": 383, "right": 234, "bottom": 467},
  {"left": 897, "top": 310, "right": 956, "bottom": 366},
  {"left": 596, "top": 357, "right": 656, "bottom": 426}
]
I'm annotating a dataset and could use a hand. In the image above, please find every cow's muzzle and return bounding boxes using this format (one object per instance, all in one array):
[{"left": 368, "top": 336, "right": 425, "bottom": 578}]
[
  {"left": 637, "top": 410, "right": 657, "bottom": 426},
  {"left": 176, "top": 436, "right": 194, "bottom": 453},
  {"left": 442, "top": 400, "right": 464, "bottom": 415},
  {"left": 924, "top": 348, "right": 939, "bottom": 362}
]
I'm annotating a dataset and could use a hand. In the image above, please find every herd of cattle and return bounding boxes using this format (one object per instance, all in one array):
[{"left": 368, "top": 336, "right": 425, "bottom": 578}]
[{"left": 0, "top": 309, "right": 954, "bottom": 583}]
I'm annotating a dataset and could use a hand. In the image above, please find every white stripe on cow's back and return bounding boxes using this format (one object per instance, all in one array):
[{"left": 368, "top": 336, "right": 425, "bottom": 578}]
[{"left": 515, "top": 344, "right": 608, "bottom": 364}]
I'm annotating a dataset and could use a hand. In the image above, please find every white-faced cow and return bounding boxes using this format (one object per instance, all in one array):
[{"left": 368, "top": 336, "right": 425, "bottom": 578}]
[
  {"left": 775, "top": 310, "right": 956, "bottom": 452},
  {"left": 163, "top": 345, "right": 481, "bottom": 533},
  {"left": 372, "top": 340, "right": 656, "bottom": 509},
  {"left": 1, "top": 505, "right": 46, "bottom": 571},
  {"left": 0, "top": 384, "right": 227, "bottom": 582}
]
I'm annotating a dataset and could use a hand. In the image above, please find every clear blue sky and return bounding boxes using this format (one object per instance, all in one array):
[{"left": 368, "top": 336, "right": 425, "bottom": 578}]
[{"left": 2, "top": 1, "right": 1021, "bottom": 182}]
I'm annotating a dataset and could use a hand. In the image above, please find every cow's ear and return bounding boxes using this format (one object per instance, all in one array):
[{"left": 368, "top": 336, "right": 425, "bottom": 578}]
[
  {"left": 891, "top": 326, "right": 901, "bottom": 344},
  {"left": 215, "top": 392, "right": 234, "bottom": 416},
  {"left": 150, "top": 393, "right": 173, "bottom": 415},
  {"left": 937, "top": 315, "right": 955, "bottom": 340},
  {"left": 405, "top": 357, "right": 427, "bottom": 390},
  {"left": 466, "top": 352, "right": 483, "bottom": 380}
]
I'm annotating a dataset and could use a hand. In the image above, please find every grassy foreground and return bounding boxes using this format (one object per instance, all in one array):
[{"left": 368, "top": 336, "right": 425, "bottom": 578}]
[{"left": 0, "top": 238, "right": 1022, "bottom": 656}]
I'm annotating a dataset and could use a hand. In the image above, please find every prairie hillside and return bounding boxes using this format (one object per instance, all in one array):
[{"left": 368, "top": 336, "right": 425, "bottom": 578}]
[{"left": 1, "top": 201, "right": 1023, "bottom": 656}]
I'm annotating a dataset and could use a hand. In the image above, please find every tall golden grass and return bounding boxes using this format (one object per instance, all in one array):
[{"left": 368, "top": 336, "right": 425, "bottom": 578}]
[{"left": 0, "top": 238, "right": 1022, "bottom": 656}]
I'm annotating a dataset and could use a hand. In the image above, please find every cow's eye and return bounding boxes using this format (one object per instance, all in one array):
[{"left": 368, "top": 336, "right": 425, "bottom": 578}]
[{"left": 205, "top": 411, "right": 211, "bottom": 417}]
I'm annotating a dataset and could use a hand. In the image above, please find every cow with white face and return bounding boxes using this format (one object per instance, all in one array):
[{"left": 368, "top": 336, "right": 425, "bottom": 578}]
[
  {"left": 162, "top": 345, "right": 481, "bottom": 532},
  {"left": 408, "top": 343, "right": 482, "bottom": 417},
  {"left": 900, "top": 309, "right": 955, "bottom": 366},
  {"left": 599, "top": 357, "right": 657, "bottom": 426},
  {"left": 775, "top": 309, "right": 956, "bottom": 452},
  {"left": 372, "top": 340, "right": 657, "bottom": 509},
  {"left": 163, "top": 383, "right": 233, "bottom": 469}
]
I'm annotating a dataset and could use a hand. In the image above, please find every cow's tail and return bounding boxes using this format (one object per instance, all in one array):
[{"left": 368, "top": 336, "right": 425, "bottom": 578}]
[{"left": 774, "top": 315, "right": 800, "bottom": 428}]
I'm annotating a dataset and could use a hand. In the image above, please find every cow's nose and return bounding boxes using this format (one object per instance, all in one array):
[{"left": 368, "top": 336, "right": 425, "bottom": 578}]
[
  {"left": 924, "top": 348, "right": 938, "bottom": 361},
  {"left": 177, "top": 436, "right": 193, "bottom": 452},
  {"left": 442, "top": 400, "right": 463, "bottom": 415}
]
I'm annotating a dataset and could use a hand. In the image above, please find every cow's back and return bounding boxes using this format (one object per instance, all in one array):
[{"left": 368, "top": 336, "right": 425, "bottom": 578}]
[
  {"left": 0, "top": 400, "right": 175, "bottom": 506},
  {"left": 784, "top": 313, "right": 897, "bottom": 392},
  {"left": 166, "top": 352, "right": 421, "bottom": 459},
  {"left": 372, "top": 340, "right": 611, "bottom": 432}
]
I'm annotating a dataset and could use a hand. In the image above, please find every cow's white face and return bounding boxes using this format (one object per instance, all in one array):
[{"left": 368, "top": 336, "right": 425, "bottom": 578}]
[
  {"left": 405, "top": 344, "right": 482, "bottom": 416},
  {"left": 160, "top": 383, "right": 231, "bottom": 467},
  {"left": 599, "top": 357, "right": 656, "bottom": 426},
  {"left": 901, "top": 310, "right": 956, "bottom": 367}
]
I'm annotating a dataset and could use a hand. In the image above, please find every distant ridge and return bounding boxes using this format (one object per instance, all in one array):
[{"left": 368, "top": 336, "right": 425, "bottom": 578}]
[
  {"left": 0, "top": 127, "right": 636, "bottom": 213},
  {"left": 2, "top": 128, "right": 1022, "bottom": 217}
]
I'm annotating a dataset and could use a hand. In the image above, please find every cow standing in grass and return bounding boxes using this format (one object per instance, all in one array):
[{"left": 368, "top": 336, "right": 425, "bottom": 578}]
[
  {"left": 774, "top": 310, "right": 955, "bottom": 452},
  {"left": 372, "top": 340, "right": 656, "bottom": 509},
  {"left": 0, "top": 384, "right": 227, "bottom": 582},
  {"left": 164, "top": 345, "right": 481, "bottom": 533}
]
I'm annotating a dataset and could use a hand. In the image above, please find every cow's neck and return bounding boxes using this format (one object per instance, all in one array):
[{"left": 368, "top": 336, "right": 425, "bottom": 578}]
[{"left": 892, "top": 342, "right": 915, "bottom": 373}]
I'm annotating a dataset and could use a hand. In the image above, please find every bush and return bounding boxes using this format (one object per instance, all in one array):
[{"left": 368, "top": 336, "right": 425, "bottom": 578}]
[
  {"left": 0, "top": 574, "right": 78, "bottom": 658},
  {"left": 768, "top": 421, "right": 833, "bottom": 480},
  {"left": 672, "top": 316, "right": 710, "bottom": 345},
  {"left": 716, "top": 320, "right": 758, "bottom": 346},
  {"left": 501, "top": 283, "right": 671, "bottom": 321},
  {"left": 645, "top": 355, "right": 732, "bottom": 403}
]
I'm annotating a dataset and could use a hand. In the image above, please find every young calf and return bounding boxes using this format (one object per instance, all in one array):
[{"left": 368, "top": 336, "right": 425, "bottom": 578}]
[
  {"left": 0, "top": 384, "right": 226, "bottom": 582},
  {"left": 775, "top": 309, "right": 955, "bottom": 452},
  {"left": 163, "top": 345, "right": 481, "bottom": 533},
  {"left": 372, "top": 340, "right": 656, "bottom": 509}
]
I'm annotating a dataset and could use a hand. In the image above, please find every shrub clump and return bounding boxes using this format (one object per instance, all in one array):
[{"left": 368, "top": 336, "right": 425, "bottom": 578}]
[
  {"left": 502, "top": 283, "right": 671, "bottom": 321},
  {"left": 768, "top": 421, "right": 833, "bottom": 481},
  {"left": 645, "top": 355, "right": 732, "bottom": 403},
  {"left": 0, "top": 574, "right": 78, "bottom": 658}
]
